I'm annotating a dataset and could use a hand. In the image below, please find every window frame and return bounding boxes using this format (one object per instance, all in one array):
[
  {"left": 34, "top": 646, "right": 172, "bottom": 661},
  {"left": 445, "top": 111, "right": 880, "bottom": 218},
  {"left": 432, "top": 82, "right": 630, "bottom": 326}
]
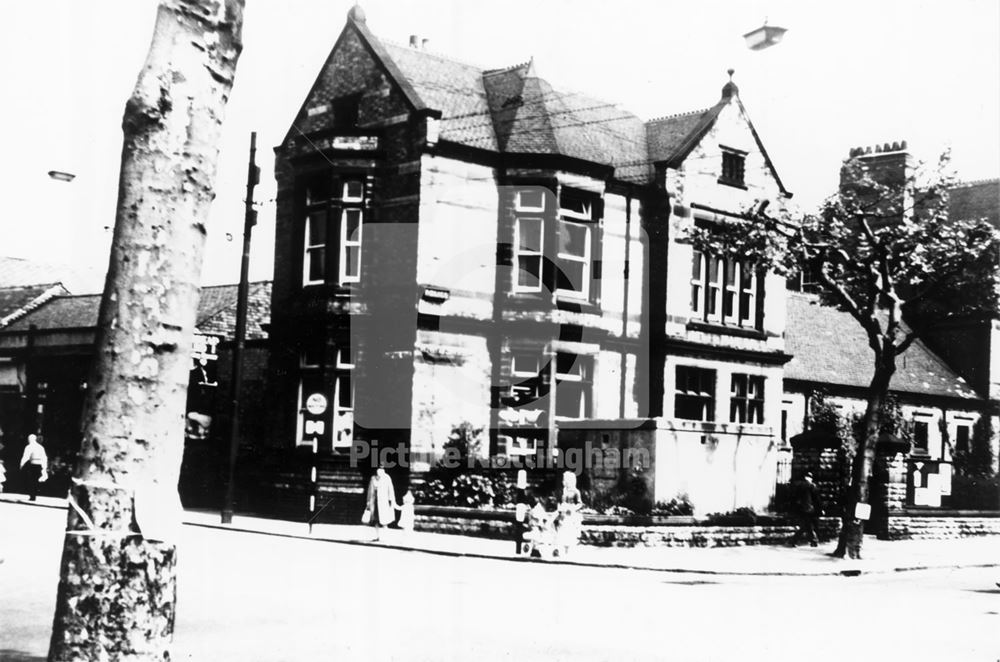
[
  {"left": 674, "top": 366, "right": 716, "bottom": 422},
  {"left": 555, "top": 218, "right": 592, "bottom": 301},
  {"left": 719, "top": 147, "right": 747, "bottom": 187},
  {"left": 553, "top": 351, "right": 592, "bottom": 421},
  {"left": 513, "top": 215, "right": 544, "bottom": 294},
  {"left": 690, "top": 249, "right": 761, "bottom": 330},
  {"left": 730, "top": 373, "right": 765, "bottom": 424},
  {"left": 303, "top": 210, "right": 328, "bottom": 287},
  {"left": 339, "top": 207, "right": 363, "bottom": 284}
]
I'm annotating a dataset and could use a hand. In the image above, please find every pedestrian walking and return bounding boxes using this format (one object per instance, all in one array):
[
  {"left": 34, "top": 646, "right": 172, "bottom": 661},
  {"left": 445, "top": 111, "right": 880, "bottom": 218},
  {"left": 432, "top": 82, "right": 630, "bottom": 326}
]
[
  {"left": 362, "top": 465, "right": 399, "bottom": 541},
  {"left": 19, "top": 434, "right": 48, "bottom": 502},
  {"left": 790, "top": 471, "right": 820, "bottom": 546}
]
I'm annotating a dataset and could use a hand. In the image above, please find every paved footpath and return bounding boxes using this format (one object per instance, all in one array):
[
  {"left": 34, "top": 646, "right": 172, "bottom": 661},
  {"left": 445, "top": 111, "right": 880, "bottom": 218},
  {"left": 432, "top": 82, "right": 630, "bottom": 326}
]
[{"left": 3, "top": 493, "right": 998, "bottom": 576}]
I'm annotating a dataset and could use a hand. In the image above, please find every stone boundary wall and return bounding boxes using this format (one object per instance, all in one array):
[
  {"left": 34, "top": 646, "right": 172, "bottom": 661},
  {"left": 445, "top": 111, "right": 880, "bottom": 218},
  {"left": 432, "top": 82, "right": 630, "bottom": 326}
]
[
  {"left": 414, "top": 508, "right": 841, "bottom": 548},
  {"left": 886, "top": 513, "right": 1000, "bottom": 540}
]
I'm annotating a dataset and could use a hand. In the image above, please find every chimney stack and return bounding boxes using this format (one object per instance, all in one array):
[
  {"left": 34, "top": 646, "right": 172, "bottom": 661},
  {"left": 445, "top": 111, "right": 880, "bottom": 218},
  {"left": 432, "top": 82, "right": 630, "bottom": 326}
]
[
  {"left": 422, "top": 38, "right": 430, "bottom": 50},
  {"left": 409, "top": 34, "right": 420, "bottom": 48}
]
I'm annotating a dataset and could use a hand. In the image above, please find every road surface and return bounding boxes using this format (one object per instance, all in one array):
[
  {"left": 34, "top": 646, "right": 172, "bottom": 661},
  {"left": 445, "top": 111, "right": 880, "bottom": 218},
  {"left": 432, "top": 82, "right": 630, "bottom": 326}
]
[{"left": 2, "top": 503, "right": 998, "bottom": 661}]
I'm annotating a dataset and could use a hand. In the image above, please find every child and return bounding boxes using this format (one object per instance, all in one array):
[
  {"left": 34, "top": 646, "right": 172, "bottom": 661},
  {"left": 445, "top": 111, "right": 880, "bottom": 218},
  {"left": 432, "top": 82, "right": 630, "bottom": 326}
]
[{"left": 397, "top": 490, "right": 415, "bottom": 531}]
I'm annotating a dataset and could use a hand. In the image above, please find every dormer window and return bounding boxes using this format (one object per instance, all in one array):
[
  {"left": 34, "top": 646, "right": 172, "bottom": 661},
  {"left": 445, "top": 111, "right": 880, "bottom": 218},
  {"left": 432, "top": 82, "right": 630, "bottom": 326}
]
[{"left": 719, "top": 147, "right": 747, "bottom": 188}]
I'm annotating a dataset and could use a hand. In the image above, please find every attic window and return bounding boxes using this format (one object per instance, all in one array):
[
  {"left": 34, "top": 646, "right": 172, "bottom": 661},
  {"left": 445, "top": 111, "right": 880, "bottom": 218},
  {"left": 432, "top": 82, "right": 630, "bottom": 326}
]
[
  {"left": 332, "top": 95, "right": 360, "bottom": 130},
  {"left": 719, "top": 147, "right": 747, "bottom": 188}
]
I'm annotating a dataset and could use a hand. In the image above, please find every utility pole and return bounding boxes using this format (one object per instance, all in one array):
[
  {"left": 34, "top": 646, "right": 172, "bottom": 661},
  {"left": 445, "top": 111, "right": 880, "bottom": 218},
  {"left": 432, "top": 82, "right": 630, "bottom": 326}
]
[{"left": 221, "top": 131, "right": 259, "bottom": 524}]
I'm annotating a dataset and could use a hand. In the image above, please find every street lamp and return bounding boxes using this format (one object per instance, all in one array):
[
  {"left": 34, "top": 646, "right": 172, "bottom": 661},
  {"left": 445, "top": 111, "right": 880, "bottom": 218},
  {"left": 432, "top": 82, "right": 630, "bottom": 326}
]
[
  {"left": 743, "top": 21, "right": 787, "bottom": 51},
  {"left": 47, "top": 170, "right": 76, "bottom": 182}
]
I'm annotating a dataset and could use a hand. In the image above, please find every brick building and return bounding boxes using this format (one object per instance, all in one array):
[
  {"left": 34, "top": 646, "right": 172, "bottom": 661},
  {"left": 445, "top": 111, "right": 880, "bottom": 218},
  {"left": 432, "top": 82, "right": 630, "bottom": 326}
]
[{"left": 266, "top": 7, "right": 794, "bottom": 517}]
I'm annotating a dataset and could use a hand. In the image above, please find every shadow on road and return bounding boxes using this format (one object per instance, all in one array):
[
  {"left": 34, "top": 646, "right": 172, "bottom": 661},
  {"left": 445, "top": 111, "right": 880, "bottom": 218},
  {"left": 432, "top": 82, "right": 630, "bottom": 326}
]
[
  {"left": 660, "top": 579, "right": 719, "bottom": 585},
  {"left": 0, "top": 649, "right": 45, "bottom": 662}
]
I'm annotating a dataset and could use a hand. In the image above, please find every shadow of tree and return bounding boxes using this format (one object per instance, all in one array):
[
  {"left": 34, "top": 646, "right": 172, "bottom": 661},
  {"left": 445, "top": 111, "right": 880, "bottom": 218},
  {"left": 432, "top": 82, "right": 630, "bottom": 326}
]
[{"left": 0, "top": 650, "right": 46, "bottom": 662}]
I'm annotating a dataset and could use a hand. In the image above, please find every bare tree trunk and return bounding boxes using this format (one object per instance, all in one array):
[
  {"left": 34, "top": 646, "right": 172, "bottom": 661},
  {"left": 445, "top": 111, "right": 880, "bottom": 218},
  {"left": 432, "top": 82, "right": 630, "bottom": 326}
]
[
  {"left": 832, "top": 361, "right": 894, "bottom": 559},
  {"left": 48, "top": 2, "right": 242, "bottom": 660}
]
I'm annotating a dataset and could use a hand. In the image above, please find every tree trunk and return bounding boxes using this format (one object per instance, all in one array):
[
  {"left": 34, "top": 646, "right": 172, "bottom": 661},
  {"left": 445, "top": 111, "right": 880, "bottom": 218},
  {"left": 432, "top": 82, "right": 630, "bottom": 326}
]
[
  {"left": 47, "top": 2, "right": 242, "bottom": 660},
  {"left": 832, "top": 360, "right": 895, "bottom": 559}
]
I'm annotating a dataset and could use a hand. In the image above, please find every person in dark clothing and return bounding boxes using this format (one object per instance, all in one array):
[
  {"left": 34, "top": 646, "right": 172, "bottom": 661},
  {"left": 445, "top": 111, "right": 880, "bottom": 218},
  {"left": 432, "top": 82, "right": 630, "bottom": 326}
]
[{"left": 790, "top": 471, "right": 821, "bottom": 546}]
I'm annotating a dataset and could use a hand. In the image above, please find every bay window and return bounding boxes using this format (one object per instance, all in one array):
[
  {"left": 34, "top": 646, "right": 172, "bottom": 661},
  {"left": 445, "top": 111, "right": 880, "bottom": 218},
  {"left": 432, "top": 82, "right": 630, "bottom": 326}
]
[
  {"left": 510, "top": 187, "right": 600, "bottom": 302},
  {"left": 301, "top": 174, "right": 366, "bottom": 287}
]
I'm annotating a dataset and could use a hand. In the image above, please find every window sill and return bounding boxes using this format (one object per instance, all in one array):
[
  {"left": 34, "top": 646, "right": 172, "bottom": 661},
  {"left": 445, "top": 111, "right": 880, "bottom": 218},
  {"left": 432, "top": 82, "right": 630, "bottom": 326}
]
[
  {"left": 686, "top": 320, "right": 765, "bottom": 340},
  {"left": 504, "top": 292, "right": 601, "bottom": 315},
  {"left": 717, "top": 178, "right": 748, "bottom": 190},
  {"left": 301, "top": 282, "right": 359, "bottom": 297}
]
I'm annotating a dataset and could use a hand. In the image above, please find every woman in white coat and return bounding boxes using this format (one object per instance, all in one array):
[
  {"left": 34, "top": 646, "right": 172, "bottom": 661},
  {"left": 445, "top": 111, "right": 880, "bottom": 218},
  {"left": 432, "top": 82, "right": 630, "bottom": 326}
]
[{"left": 363, "top": 465, "right": 399, "bottom": 541}]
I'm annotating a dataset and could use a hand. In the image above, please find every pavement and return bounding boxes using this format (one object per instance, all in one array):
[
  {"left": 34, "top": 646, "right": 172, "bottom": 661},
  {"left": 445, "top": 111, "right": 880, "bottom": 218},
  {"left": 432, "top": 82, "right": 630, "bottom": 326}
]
[{"left": 3, "top": 492, "right": 998, "bottom": 577}]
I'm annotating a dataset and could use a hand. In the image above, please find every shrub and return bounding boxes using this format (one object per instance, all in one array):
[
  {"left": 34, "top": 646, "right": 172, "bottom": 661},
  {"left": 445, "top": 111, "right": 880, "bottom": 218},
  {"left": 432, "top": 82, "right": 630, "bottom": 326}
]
[
  {"left": 489, "top": 472, "right": 517, "bottom": 507},
  {"left": 651, "top": 495, "right": 693, "bottom": 517},
  {"left": 704, "top": 507, "right": 758, "bottom": 526},
  {"left": 414, "top": 478, "right": 452, "bottom": 506},
  {"left": 413, "top": 472, "right": 508, "bottom": 509},
  {"left": 450, "top": 474, "right": 495, "bottom": 508}
]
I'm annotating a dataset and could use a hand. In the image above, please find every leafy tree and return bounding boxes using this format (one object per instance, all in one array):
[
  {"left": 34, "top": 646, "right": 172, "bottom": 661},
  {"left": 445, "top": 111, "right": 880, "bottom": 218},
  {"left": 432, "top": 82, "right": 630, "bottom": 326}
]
[
  {"left": 691, "top": 153, "right": 1000, "bottom": 558},
  {"left": 48, "top": 1, "right": 243, "bottom": 659}
]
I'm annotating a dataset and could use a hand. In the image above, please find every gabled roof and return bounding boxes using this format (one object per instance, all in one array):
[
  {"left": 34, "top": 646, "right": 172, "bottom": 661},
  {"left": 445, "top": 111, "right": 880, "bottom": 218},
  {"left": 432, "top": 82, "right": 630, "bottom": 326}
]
[
  {"left": 784, "top": 292, "right": 980, "bottom": 400},
  {"left": 296, "top": 10, "right": 797, "bottom": 188},
  {"left": 3, "top": 282, "right": 272, "bottom": 341},
  {"left": 949, "top": 178, "right": 1000, "bottom": 228}
]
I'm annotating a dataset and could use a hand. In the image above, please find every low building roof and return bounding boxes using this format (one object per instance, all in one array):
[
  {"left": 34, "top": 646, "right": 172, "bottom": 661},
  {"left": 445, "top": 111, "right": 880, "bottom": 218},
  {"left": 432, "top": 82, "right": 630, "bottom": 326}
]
[
  {"left": 2, "top": 282, "right": 272, "bottom": 341},
  {"left": 0, "top": 284, "right": 67, "bottom": 328},
  {"left": 784, "top": 292, "right": 980, "bottom": 400}
]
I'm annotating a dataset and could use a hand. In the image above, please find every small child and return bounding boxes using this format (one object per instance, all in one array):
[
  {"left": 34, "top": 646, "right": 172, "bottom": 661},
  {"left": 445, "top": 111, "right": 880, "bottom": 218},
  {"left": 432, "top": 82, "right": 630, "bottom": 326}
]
[{"left": 397, "top": 490, "right": 415, "bottom": 531}]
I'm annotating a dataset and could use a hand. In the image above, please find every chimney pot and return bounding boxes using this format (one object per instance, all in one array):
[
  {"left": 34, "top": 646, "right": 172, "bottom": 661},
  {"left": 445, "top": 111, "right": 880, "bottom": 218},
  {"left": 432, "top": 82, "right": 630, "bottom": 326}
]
[{"left": 422, "top": 38, "right": 430, "bottom": 50}]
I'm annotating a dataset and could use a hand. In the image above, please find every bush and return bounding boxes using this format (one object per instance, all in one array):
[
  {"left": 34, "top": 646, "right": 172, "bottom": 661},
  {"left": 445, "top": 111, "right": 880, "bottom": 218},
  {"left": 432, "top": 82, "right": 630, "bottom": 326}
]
[
  {"left": 413, "top": 472, "right": 506, "bottom": 509},
  {"left": 489, "top": 472, "right": 517, "bottom": 507},
  {"left": 704, "top": 507, "right": 758, "bottom": 526},
  {"left": 414, "top": 478, "right": 452, "bottom": 506},
  {"left": 651, "top": 495, "right": 694, "bottom": 517},
  {"left": 450, "top": 474, "right": 496, "bottom": 508}
]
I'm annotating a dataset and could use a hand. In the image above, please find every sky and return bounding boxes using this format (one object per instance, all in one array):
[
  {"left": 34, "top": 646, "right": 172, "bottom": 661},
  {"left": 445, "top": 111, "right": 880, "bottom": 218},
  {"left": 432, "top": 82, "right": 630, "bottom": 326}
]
[{"left": 1, "top": 0, "right": 998, "bottom": 290}]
